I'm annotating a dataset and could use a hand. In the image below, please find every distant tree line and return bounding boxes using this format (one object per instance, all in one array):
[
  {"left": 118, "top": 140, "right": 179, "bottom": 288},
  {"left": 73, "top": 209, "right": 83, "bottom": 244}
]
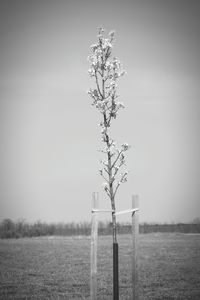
[{"left": 0, "top": 218, "right": 200, "bottom": 239}]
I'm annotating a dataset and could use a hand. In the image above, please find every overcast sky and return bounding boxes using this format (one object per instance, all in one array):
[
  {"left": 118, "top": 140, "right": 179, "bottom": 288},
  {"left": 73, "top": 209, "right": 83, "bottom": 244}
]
[{"left": 0, "top": 0, "right": 200, "bottom": 223}]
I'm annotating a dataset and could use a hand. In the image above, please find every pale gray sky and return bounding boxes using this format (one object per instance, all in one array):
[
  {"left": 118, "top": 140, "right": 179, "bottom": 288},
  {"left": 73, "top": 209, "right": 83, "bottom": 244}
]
[{"left": 0, "top": 0, "right": 200, "bottom": 223}]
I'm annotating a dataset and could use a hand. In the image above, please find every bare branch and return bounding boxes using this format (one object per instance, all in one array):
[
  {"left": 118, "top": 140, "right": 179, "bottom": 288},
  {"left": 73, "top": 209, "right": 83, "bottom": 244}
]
[
  {"left": 95, "top": 71, "right": 103, "bottom": 99},
  {"left": 113, "top": 172, "right": 127, "bottom": 198},
  {"left": 99, "top": 169, "right": 109, "bottom": 183},
  {"left": 111, "top": 150, "right": 122, "bottom": 169}
]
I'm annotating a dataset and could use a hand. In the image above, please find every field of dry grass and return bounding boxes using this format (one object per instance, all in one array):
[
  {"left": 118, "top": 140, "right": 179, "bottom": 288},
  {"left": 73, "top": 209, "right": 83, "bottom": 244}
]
[{"left": 0, "top": 233, "right": 200, "bottom": 299}]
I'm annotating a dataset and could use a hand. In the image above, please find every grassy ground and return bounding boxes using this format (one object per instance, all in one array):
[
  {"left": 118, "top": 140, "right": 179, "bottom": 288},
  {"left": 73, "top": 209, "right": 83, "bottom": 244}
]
[{"left": 0, "top": 233, "right": 200, "bottom": 299}]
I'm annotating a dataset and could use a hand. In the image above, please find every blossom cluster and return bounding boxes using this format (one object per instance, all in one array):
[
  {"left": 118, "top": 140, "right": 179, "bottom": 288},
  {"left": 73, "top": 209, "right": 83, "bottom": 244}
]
[
  {"left": 87, "top": 28, "right": 126, "bottom": 122},
  {"left": 99, "top": 140, "right": 131, "bottom": 197},
  {"left": 87, "top": 86, "right": 125, "bottom": 118},
  {"left": 88, "top": 28, "right": 130, "bottom": 200}
]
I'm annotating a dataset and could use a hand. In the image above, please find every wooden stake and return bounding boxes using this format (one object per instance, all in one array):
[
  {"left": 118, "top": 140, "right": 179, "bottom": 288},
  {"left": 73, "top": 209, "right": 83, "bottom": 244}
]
[
  {"left": 90, "top": 192, "right": 98, "bottom": 300},
  {"left": 132, "top": 195, "right": 139, "bottom": 300}
]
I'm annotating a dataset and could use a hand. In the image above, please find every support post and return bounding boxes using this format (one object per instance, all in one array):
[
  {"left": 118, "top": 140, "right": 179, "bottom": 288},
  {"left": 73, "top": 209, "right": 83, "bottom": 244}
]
[
  {"left": 132, "top": 195, "right": 139, "bottom": 300},
  {"left": 113, "top": 242, "right": 119, "bottom": 300},
  {"left": 90, "top": 192, "right": 99, "bottom": 300}
]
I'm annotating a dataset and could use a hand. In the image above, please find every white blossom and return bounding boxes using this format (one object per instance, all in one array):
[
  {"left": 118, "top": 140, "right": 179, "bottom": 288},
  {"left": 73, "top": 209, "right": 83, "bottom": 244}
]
[
  {"left": 97, "top": 27, "right": 104, "bottom": 38},
  {"left": 90, "top": 43, "right": 98, "bottom": 51},
  {"left": 88, "top": 68, "right": 95, "bottom": 77},
  {"left": 101, "top": 127, "right": 107, "bottom": 134},
  {"left": 102, "top": 38, "right": 112, "bottom": 49},
  {"left": 108, "top": 30, "right": 115, "bottom": 40},
  {"left": 116, "top": 102, "right": 125, "bottom": 109},
  {"left": 121, "top": 143, "right": 130, "bottom": 151}
]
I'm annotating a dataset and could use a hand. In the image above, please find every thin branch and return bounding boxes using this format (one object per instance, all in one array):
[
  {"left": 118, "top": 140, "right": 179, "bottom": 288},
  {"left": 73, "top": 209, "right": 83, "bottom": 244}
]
[
  {"left": 113, "top": 183, "right": 120, "bottom": 199},
  {"left": 113, "top": 166, "right": 119, "bottom": 178},
  {"left": 103, "top": 167, "right": 109, "bottom": 175},
  {"left": 111, "top": 150, "right": 122, "bottom": 169},
  {"left": 95, "top": 72, "right": 103, "bottom": 99},
  {"left": 98, "top": 70, "right": 103, "bottom": 77},
  {"left": 100, "top": 171, "right": 109, "bottom": 183},
  {"left": 105, "top": 187, "right": 111, "bottom": 198},
  {"left": 113, "top": 173, "right": 127, "bottom": 198}
]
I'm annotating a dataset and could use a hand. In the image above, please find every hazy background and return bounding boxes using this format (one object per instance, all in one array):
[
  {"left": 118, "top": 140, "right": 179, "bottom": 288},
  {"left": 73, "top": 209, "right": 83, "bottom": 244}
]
[{"left": 0, "top": 0, "right": 200, "bottom": 223}]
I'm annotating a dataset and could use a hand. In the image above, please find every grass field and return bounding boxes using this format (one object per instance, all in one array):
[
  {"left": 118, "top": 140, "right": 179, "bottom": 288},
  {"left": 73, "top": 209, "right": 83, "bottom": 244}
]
[{"left": 0, "top": 233, "right": 200, "bottom": 299}]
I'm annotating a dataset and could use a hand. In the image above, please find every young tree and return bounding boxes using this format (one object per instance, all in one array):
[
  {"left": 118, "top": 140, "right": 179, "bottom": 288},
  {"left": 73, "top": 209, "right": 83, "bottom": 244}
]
[{"left": 87, "top": 28, "right": 130, "bottom": 244}]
